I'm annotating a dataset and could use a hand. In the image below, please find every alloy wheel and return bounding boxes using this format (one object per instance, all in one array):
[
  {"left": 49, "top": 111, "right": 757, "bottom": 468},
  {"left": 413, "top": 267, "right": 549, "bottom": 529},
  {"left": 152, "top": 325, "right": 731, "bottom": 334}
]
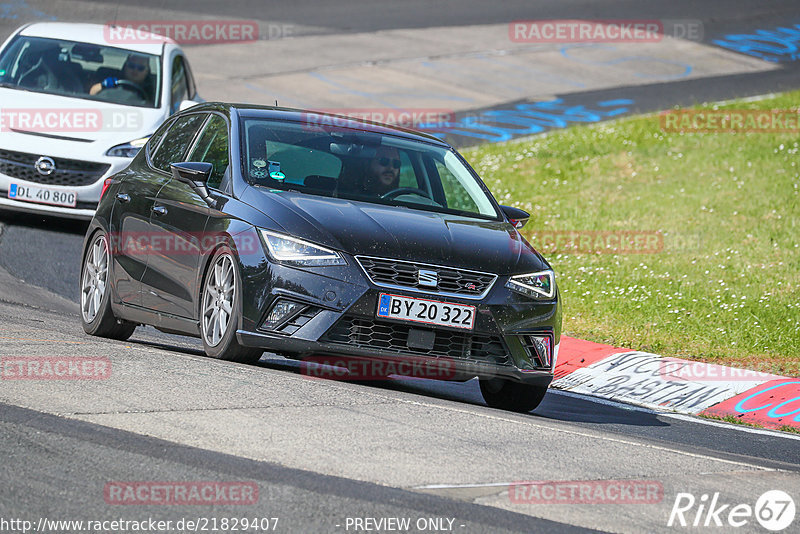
[
  {"left": 81, "top": 234, "right": 109, "bottom": 324},
  {"left": 202, "top": 253, "right": 236, "bottom": 346}
]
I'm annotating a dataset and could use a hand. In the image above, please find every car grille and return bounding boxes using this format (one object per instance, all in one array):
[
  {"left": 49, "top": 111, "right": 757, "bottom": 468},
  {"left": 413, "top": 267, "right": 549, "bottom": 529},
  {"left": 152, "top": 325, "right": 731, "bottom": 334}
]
[
  {"left": 322, "top": 315, "right": 512, "bottom": 366},
  {"left": 355, "top": 256, "right": 497, "bottom": 299},
  {"left": 0, "top": 149, "right": 109, "bottom": 187}
]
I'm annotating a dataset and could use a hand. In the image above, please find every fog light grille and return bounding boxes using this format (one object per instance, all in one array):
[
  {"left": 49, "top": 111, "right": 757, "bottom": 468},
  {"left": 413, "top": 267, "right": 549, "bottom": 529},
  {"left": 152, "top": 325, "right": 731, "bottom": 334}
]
[
  {"left": 261, "top": 299, "right": 319, "bottom": 334},
  {"left": 520, "top": 334, "right": 553, "bottom": 369}
]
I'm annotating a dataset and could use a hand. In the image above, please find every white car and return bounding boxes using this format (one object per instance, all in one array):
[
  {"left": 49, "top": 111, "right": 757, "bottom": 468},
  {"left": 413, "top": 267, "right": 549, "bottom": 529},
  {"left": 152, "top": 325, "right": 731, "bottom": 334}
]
[{"left": 0, "top": 22, "right": 202, "bottom": 219}]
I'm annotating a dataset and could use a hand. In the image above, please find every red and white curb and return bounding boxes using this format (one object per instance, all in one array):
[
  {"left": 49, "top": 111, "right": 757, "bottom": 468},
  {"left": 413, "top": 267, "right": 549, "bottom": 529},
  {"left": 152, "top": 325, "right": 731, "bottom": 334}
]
[{"left": 552, "top": 337, "right": 800, "bottom": 431}]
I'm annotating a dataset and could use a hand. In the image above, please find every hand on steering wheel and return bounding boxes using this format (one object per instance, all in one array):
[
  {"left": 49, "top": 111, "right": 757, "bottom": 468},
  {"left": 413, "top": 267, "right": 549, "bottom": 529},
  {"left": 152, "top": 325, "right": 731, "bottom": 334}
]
[
  {"left": 98, "top": 77, "right": 147, "bottom": 99},
  {"left": 380, "top": 187, "right": 432, "bottom": 200}
]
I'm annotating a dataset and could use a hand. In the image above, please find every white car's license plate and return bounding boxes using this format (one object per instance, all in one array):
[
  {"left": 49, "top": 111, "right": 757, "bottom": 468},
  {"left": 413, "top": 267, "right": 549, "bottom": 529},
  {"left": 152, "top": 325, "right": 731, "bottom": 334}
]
[
  {"left": 8, "top": 183, "right": 77, "bottom": 208},
  {"left": 376, "top": 293, "right": 475, "bottom": 330}
]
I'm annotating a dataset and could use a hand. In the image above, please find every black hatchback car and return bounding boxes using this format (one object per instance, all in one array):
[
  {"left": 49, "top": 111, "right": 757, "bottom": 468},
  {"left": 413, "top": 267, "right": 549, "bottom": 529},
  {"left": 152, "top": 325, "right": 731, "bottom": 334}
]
[{"left": 80, "top": 103, "right": 561, "bottom": 412}]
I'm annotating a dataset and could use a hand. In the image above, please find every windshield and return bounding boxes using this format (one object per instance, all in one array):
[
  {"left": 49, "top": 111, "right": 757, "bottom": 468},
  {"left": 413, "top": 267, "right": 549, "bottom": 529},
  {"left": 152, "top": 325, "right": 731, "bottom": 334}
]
[
  {"left": 240, "top": 118, "right": 500, "bottom": 220},
  {"left": 0, "top": 36, "right": 161, "bottom": 108}
]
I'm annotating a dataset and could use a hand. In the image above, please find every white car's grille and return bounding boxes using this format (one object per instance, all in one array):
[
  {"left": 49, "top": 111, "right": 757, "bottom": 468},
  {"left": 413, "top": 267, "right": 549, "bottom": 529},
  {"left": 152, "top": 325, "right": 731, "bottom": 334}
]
[{"left": 0, "top": 149, "right": 109, "bottom": 187}]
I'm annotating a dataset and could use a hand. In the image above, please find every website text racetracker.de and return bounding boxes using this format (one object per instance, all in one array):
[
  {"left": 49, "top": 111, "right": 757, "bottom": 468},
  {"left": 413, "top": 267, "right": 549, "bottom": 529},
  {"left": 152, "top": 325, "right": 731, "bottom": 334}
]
[{"left": 0, "top": 517, "right": 279, "bottom": 533}]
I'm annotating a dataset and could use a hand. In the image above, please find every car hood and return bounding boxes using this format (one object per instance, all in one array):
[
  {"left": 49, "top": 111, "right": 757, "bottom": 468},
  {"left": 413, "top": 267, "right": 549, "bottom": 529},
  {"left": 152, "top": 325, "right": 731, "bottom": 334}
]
[
  {"left": 243, "top": 188, "right": 548, "bottom": 275},
  {"left": 0, "top": 87, "right": 164, "bottom": 147}
]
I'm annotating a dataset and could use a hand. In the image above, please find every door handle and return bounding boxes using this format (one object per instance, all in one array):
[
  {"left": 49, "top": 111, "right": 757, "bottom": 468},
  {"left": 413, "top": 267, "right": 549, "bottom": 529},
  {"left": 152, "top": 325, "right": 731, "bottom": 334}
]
[
  {"left": 116, "top": 193, "right": 130, "bottom": 203},
  {"left": 151, "top": 205, "right": 168, "bottom": 216}
]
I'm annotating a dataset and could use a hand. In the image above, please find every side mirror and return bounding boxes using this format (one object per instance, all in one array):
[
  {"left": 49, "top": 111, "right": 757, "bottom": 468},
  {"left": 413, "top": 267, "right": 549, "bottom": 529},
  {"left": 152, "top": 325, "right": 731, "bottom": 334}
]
[
  {"left": 501, "top": 205, "right": 530, "bottom": 229},
  {"left": 170, "top": 162, "right": 217, "bottom": 208}
]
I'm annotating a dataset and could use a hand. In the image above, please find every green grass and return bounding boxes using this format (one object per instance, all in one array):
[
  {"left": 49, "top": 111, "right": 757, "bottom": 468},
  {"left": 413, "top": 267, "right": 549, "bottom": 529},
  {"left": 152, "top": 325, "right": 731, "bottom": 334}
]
[
  {"left": 700, "top": 414, "right": 800, "bottom": 435},
  {"left": 699, "top": 413, "right": 765, "bottom": 429},
  {"left": 464, "top": 92, "right": 800, "bottom": 375}
]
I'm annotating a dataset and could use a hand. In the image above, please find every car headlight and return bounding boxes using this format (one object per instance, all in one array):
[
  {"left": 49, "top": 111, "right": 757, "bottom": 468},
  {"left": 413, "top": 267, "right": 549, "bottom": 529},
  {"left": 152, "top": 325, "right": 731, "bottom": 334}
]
[
  {"left": 258, "top": 229, "right": 346, "bottom": 266},
  {"left": 506, "top": 270, "right": 555, "bottom": 299},
  {"left": 105, "top": 136, "right": 150, "bottom": 158}
]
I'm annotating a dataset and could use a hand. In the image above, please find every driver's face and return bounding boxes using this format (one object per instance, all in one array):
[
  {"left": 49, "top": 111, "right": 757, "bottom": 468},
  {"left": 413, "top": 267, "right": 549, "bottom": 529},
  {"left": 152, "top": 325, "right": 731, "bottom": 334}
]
[
  {"left": 123, "top": 58, "right": 149, "bottom": 83},
  {"left": 370, "top": 147, "right": 401, "bottom": 187}
]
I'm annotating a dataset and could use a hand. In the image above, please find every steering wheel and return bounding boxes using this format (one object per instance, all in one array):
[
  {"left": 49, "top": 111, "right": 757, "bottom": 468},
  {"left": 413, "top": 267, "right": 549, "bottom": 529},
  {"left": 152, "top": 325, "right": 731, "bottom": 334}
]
[
  {"left": 380, "top": 187, "right": 433, "bottom": 201},
  {"left": 104, "top": 79, "right": 147, "bottom": 99}
]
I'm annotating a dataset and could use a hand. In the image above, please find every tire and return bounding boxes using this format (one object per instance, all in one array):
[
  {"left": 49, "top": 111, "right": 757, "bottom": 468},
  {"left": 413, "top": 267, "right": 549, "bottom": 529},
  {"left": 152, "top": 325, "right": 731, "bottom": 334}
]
[
  {"left": 199, "top": 247, "right": 262, "bottom": 363},
  {"left": 479, "top": 377, "right": 548, "bottom": 413},
  {"left": 80, "top": 231, "right": 136, "bottom": 340}
]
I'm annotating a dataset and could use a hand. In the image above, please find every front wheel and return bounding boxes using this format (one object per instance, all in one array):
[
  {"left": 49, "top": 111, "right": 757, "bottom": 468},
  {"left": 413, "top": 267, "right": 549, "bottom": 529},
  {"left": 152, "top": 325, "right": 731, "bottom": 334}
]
[
  {"left": 80, "top": 231, "right": 136, "bottom": 340},
  {"left": 200, "top": 247, "right": 262, "bottom": 363},
  {"left": 479, "top": 377, "right": 548, "bottom": 413}
]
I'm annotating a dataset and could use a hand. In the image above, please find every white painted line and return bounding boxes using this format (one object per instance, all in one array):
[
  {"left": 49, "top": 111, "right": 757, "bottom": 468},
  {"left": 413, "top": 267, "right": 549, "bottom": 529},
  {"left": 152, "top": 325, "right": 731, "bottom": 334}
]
[
  {"left": 415, "top": 482, "right": 510, "bottom": 490},
  {"left": 551, "top": 389, "right": 665, "bottom": 414},
  {"left": 389, "top": 398, "right": 775, "bottom": 471},
  {"left": 661, "top": 413, "right": 800, "bottom": 442},
  {"left": 551, "top": 390, "right": 800, "bottom": 442}
]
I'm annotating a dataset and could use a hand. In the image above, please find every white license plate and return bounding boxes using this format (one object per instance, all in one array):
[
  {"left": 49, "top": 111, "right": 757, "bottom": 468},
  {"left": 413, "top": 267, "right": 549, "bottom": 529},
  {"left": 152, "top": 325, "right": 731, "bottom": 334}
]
[
  {"left": 376, "top": 293, "right": 475, "bottom": 330},
  {"left": 8, "top": 183, "right": 77, "bottom": 208}
]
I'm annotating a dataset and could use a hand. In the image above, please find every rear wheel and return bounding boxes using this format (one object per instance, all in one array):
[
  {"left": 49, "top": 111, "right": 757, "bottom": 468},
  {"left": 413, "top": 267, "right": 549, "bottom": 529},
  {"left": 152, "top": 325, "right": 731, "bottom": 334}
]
[
  {"left": 200, "top": 247, "right": 262, "bottom": 363},
  {"left": 479, "top": 377, "right": 548, "bottom": 413},
  {"left": 80, "top": 231, "right": 136, "bottom": 340}
]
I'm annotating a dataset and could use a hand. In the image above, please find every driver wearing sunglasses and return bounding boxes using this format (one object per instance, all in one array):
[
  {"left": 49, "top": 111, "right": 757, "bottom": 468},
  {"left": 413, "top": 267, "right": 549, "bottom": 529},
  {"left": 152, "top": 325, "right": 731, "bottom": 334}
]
[
  {"left": 89, "top": 53, "right": 150, "bottom": 96},
  {"left": 363, "top": 146, "right": 402, "bottom": 196}
]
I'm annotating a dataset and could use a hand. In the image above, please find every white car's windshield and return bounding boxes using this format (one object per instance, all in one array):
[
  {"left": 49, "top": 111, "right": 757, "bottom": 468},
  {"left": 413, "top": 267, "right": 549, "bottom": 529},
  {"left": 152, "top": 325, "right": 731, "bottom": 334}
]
[
  {"left": 241, "top": 118, "right": 501, "bottom": 220},
  {"left": 0, "top": 36, "right": 161, "bottom": 108}
]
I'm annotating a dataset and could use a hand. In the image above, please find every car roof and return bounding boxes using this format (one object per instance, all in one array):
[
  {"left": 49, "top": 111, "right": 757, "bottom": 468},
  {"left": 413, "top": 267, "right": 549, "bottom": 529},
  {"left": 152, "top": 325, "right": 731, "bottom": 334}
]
[
  {"left": 226, "top": 104, "right": 450, "bottom": 147},
  {"left": 19, "top": 22, "right": 170, "bottom": 56}
]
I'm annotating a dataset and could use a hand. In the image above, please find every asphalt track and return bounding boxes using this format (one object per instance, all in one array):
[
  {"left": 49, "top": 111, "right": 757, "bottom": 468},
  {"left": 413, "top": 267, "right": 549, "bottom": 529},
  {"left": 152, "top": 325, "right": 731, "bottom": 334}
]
[{"left": 1, "top": 1, "right": 800, "bottom": 533}]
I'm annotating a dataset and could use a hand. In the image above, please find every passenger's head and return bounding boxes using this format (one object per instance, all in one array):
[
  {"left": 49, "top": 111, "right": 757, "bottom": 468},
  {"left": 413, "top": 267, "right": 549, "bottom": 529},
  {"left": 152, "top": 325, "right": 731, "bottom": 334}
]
[{"left": 365, "top": 146, "right": 401, "bottom": 195}]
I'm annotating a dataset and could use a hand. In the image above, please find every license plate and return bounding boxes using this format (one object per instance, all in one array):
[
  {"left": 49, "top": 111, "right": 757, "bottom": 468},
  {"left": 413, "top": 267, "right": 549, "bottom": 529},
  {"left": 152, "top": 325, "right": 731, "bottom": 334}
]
[
  {"left": 8, "top": 183, "right": 77, "bottom": 208},
  {"left": 376, "top": 293, "right": 475, "bottom": 330}
]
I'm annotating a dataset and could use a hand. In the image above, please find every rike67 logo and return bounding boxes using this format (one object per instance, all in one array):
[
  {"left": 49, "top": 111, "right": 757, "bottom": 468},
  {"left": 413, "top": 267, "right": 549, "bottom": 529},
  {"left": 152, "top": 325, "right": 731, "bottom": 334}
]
[{"left": 668, "top": 490, "right": 795, "bottom": 531}]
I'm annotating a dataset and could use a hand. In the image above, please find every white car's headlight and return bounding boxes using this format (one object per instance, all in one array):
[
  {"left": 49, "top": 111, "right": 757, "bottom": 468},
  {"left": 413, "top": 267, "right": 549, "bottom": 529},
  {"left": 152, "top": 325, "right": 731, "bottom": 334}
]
[
  {"left": 258, "top": 229, "right": 346, "bottom": 266},
  {"left": 506, "top": 270, "right": 555, "bottom": 299},
  {"left": 106, "top": 136, "right": 149, "bottom": 158}
]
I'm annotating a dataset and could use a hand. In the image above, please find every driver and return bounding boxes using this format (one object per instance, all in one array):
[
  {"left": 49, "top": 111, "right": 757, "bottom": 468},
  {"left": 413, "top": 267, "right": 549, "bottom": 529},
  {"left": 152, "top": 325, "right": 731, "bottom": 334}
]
[
  {"left": 363, "top": 146, "right": 401, "bottom": 196},
  {"left": 89, "top": 53, "right": 151, "bottom": 100}
]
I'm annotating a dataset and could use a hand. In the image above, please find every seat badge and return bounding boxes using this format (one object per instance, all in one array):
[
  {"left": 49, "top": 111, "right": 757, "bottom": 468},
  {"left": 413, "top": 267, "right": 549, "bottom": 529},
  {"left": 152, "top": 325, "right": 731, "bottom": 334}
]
[{"left": 418, "top": 269, "right": 438, "bottom": 287}]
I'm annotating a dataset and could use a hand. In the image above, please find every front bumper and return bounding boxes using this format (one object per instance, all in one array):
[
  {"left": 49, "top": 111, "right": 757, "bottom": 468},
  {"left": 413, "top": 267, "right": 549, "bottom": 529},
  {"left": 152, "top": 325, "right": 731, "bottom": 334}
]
[
  {"left": 235, "top": 248, "right": 561, "bottom": 385},
  {"left": 0, "top": 151, "right": 133, "bottom": 220}
]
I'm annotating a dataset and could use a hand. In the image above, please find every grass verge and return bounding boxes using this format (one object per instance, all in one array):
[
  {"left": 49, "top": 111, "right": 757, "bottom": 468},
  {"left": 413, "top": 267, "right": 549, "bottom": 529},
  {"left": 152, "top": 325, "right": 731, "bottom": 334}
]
[
  {"left": 700, "top": 413, "right": 800, "bottom": 435},
  {"left": 464, "top": 92, "right": 800, "bottom": 375}
]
